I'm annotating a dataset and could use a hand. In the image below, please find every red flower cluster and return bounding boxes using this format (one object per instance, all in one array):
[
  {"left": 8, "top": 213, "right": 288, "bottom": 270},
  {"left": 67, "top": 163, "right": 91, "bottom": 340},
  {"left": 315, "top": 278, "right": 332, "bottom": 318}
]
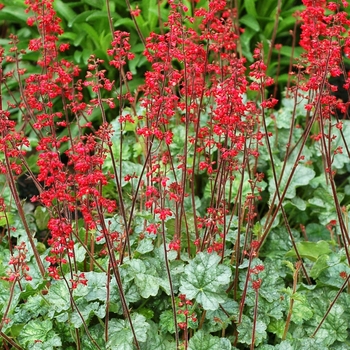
[{"left": 3, "top": 242, "right": 32, "bottom": 282}]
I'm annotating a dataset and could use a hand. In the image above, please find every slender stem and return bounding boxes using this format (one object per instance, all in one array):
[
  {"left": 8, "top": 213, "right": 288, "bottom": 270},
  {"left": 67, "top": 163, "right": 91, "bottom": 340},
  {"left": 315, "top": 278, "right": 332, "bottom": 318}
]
[
  {"left": 160, "top": 219, "right": 179, "bottom": 348},
  {"left": 266, "top": 0, "right": 282, "bottom": 67},
  {"left": 312, "top": 273, "right": 350, "bottom": 338},
  {"left": 96, "top": 200, "right": 140, "bottom": 349},
  {"left": 259, "top": 65, "right": 310, "bottom": 283},
  {"left": 3, "top": 148, "right": 46, "bottom": 278},
  {"left": 105, "top": 261, "right": 111, "bottom": 343},
  {"left": 0, "top": 281, "right": 16, "bottom": 332},
  {"left": 251, "top": 288, "right": 259, "bottom": 350},
  {"left": 282, "top": 262, "right": 300, "bottom": 340},
  {"left": 238, "top": 255, "right": 252, "bottom": 323},
  {"left": 61, "top": 274, "right": 100, "bottom": 350},
  {"left": 0, "top": 331, "right": 23, "bottom": 350},
  {"left": 123, "top": 0, "right": 146, "bottom": 46}
]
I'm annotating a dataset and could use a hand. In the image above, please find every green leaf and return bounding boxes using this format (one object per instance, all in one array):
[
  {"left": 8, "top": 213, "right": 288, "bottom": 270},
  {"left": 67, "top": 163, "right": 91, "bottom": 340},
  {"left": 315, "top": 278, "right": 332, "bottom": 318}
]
[
  {"left": 315, "top": 305, "right": 347, "bottom": 346},
  {"left": 205, "top": 299, "right": 238, "bottom": 332},
  {"left": 30, "top": 332, "right": 62, "bottom": 350},
  {"left": 159, "top": 309, "right": 176, "bottom": 334},
  {"left": 276, "top": 338, "right": 328, "bottom": 350},
  {"left": 18, "top": 318, "right": 54, "bottom": 346},
  {"left": 110, "top": 276, "right": 141, "bottom": 309},
  {"left": 260, "top": 227, "right": 293, "bottom": 258},
  {"left": 188, "top": 330, "right": 232, "bottom": 350},
  {"left": 317, "top": 263, "right": 350, "bottom": 288},
  {"left": 137, "top": 273, "right": 162, "bottom": 298},
  {"left": 34, "top": 206, "right": 50, "bottom": 231},
  {"left": 121, "top": 258, "right": 169, "bottom": 298},
  {"left": 309, "top": 290, "right": 329, "bottom": 318},
  {"left": 47, "top": 281, "right": 70, "bottom": 317},
  {"left": 238, "top": 28, "right": 254, "bottom": 62},
  {"left": 142, "top": 320, "right": 176, "bottom": 350},
  {"left": 310, "top": 254, "right": 332, "bottom": 279},
  {"left": 236, "top": 315, "right": 267, "bottom": 346},
  {"left": 13, "top": 295, "right": 48, "bottom": 324},
  {"left": 107, "top": 313, "right": 149, "bottom": 349},
  {"left": 286, "top": 196, "right": 306, "bottom": 211},
  {"left": 78, "top": 23, "right": 102, "bottom": 48},
  {"left": 133, "top": 13, "right": 150, "bottom": 39},
  {"left": 290, "top": 299, "right": 313, "bottom": 324},
  {"left": 323, "top": 120, "right": 350, "bottom": 170},
  {"left": 137, "top": 307, "right": 154, "bottom": 320},
  {"left": 109, "top": 160, "right": 143, "bottom": 187},
  {"left": 268, "top": 319, "right": 285, "bottom": 338},
  {"left": 240, "top": 14, "right": 260, "bottom": 32},
  {"left": 82, "top": 271, "right": 107, "bottom": 301},
  {"left": 306, "top": 223, "right": 332, "bottom": 242},
  {"left": 71, "top": 300, "right": 105, "bottom": 328},
  {"left": 0, "top": 6, "right": 28, "bottom": 23},
  {"left": 136, "top": 238, "right": 154, "bottom": 254},
  {"left": 74, "top": 243, "right": 87, "bottom": 263},
  {"left": 244, "top": 0, "right": 258, "bottom": 17},
  {"left": 68, "top": 10, "right": 96, "bottom": 27},
  {"left": 0, "top": 212, "right": 13, "bottom": 226},
  {"left": 114, "top": 17, "right": 135, "bottom": 29},
  {"left": 258, "top": 346, "right": 275, "bottom": 350},
  {"left": 179, "top": 252, "right": 231, "bottom": 310},
  {"left": 259, "top": 259, "right": 286, "bottom": 303},
  {"left": 307, "top": 186, "right": 339, "bottom": 225},
  {"left": 81, "top": 324, "right": 105, "bottom": 350},
  {"left": 54, "top": 0, "right": 76, "bottom": 23},
  {"left": 86, "top": 10, "right": 112, "bottom": 22},
  {"left": 83, "top": 0, "right": 103, "bottom": 8},
  {"left": 73, "top": 30, "right": 87, "bottom": 47},
  {"left": 269, "top": 163, "right": 315, "bottom": 200},
  {"left": 285, "top": 241, "right": 331, "bottom": 262}
]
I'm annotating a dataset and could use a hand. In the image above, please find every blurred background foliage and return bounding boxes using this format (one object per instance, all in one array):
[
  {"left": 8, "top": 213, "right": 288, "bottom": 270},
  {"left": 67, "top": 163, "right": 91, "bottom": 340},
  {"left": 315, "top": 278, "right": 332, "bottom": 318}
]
[{"left": 0, "top": 0, "right": 305, "bottom": 89}]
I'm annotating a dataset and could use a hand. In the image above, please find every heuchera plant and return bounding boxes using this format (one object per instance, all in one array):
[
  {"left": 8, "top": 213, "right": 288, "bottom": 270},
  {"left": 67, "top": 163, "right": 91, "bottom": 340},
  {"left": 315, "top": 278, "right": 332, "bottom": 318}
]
[{"left": 1, "top": 0, "right": 350, "bottom": 349}]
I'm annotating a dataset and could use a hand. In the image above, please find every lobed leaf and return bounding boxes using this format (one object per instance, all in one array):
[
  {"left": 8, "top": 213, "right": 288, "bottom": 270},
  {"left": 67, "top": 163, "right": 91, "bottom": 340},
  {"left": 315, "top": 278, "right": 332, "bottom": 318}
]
[
  {"left": 188, "top": 330, "right": 233, "bottom": 350},
  {"left": 107, "top": 313, "right": 149, "bottom": 349},
  {"left": 179, "top": 252, "right": 231, "bottom": 310}
]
